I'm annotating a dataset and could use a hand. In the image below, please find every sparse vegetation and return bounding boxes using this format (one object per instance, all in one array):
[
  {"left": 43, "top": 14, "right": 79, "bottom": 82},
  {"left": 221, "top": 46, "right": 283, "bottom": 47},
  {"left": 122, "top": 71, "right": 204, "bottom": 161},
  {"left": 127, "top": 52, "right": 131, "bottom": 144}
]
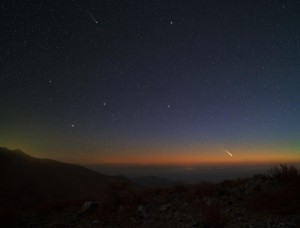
[
  {"left": 246, "top": 164, "right": 300, "bottom": 215},
  {"left": 271, "top": 164, "right": 300, "bottom": 184}
]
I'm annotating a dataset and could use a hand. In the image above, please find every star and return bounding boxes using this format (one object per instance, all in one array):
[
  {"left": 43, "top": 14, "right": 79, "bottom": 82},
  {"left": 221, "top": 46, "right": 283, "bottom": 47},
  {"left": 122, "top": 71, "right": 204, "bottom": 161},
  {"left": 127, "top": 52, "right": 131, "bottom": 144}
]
[
  {"left": 167, "top": 105, "right": 171, "bottom": 108},
  {"left": 103, "top": 102, "right": 106, "bottom": 106},
  {"left": 71, "top": 124, "right": 75, "bottom": 128},
  {"left": 170, "top": 21, "right": 174, "bottom": 25}
]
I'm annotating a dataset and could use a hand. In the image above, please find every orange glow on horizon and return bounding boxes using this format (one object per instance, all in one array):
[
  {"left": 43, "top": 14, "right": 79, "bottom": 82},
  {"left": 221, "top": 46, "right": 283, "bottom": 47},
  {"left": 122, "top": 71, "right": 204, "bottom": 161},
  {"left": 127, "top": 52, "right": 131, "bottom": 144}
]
[
  {"left": 85, "top": 147, "right": 300, "bottom": 166},
  {"left": 95, "top": 155, "right": 299, "bottom": 166},
  {"left": 19, "top": 143, "right": 299, "bottom": 166}
]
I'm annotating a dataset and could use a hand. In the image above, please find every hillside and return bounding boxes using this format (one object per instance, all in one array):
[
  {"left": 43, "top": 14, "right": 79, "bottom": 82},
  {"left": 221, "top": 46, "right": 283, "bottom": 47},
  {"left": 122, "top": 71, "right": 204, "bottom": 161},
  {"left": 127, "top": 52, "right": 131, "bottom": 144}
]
[{"left": 0, "top": 147, "right": 132, "bottom": 208}]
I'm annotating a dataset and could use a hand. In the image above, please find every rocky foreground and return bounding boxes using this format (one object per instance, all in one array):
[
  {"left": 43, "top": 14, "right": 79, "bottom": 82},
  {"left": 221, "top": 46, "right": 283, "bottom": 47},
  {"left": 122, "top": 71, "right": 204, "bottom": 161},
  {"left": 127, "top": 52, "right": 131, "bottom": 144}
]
[{"left": 3, "top": 164, "right": 300, "bottom": 228}]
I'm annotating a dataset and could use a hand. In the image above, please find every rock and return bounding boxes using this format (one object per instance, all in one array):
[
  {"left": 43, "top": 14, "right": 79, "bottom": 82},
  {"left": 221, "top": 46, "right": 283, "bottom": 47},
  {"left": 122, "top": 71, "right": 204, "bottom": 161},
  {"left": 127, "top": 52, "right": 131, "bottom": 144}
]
[
  {"left": 137, "top": 205, "right": 147, "bottom": 219},
  {"left": 77, "top": 201, "right": 97, "bottom": 215},
  {"left": 202, "top": 197, "right": 217, "bottom": 206},
  {"left": 159, "top": 204, "right": 170, "bottom": 212},
  {"left": 276, "top": 223, "right": 286, "bottom": 228}
]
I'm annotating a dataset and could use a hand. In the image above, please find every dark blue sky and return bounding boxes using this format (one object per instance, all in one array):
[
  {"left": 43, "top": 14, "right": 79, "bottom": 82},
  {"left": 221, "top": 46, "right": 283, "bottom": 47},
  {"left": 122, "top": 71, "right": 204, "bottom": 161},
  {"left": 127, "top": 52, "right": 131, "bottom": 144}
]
[{"left": 1, "top": 0, "right": 299, "bottom": 164}]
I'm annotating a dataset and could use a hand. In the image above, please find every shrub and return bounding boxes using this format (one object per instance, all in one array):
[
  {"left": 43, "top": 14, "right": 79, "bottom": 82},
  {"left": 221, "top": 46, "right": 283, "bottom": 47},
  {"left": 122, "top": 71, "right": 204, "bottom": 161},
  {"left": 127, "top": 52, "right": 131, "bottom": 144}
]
[
  {"left": 271, "top": 164, "right": 300, "bottom": 185},
  {"left": 245, "top": 164, "right": 300, "bottom": 215}
]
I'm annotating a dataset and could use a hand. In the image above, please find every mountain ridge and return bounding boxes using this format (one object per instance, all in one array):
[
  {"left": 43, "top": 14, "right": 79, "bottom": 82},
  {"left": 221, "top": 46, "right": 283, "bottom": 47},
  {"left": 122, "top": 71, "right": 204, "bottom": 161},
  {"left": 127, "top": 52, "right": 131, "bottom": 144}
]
[{"left": 0, "top": 147, "right": 133, "bottom": 209}]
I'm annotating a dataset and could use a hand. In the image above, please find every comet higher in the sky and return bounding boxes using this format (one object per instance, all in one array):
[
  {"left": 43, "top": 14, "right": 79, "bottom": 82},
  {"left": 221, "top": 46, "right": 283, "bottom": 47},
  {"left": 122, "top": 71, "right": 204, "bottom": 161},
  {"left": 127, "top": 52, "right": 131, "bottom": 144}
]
[{"left": 89, "top": 11, "right": 99, "bottom": 24}]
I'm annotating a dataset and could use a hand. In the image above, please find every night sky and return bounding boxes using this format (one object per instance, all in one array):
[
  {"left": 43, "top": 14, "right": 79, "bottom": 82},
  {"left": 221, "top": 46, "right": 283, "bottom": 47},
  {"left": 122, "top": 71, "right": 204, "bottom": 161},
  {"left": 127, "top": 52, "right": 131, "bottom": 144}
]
[{"left": 1, "top": 0, "right": 300, "bottom": 165}]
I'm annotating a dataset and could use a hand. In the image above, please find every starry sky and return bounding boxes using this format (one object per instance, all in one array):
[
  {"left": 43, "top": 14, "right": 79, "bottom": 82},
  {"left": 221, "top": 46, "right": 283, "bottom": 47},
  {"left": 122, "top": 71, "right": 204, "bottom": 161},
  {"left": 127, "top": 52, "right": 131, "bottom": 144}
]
[{"left": 1, "top": 0, "right": 300, "bottom": 165}]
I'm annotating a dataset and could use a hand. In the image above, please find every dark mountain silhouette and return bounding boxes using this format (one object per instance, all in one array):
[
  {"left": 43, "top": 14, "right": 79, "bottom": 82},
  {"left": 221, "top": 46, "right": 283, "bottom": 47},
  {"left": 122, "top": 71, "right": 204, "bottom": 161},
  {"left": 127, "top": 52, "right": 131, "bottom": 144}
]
[
  {"left": 0, "top": 147, "right": 132, "bottom": 208},
  {"left": 0, "top": 147, "right": 33, "bottom": 162}
]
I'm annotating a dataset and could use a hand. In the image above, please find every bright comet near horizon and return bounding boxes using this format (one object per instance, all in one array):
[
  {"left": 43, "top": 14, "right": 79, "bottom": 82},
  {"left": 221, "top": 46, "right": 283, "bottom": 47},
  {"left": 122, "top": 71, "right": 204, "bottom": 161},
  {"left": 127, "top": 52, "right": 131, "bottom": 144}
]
[{"left": 225, "top": 150, "right": 233, "bottom": 157}]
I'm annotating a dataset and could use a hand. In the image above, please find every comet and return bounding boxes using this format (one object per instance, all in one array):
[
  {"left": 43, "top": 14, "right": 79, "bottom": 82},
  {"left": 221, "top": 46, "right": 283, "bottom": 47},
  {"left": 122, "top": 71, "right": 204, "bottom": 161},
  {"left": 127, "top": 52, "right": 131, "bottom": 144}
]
[
  {"left": 89, "top": 12, "right": 99, "bottom": 24},
  {"left": 225, "top": 150, "right": 233, "bottom": 157}
]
